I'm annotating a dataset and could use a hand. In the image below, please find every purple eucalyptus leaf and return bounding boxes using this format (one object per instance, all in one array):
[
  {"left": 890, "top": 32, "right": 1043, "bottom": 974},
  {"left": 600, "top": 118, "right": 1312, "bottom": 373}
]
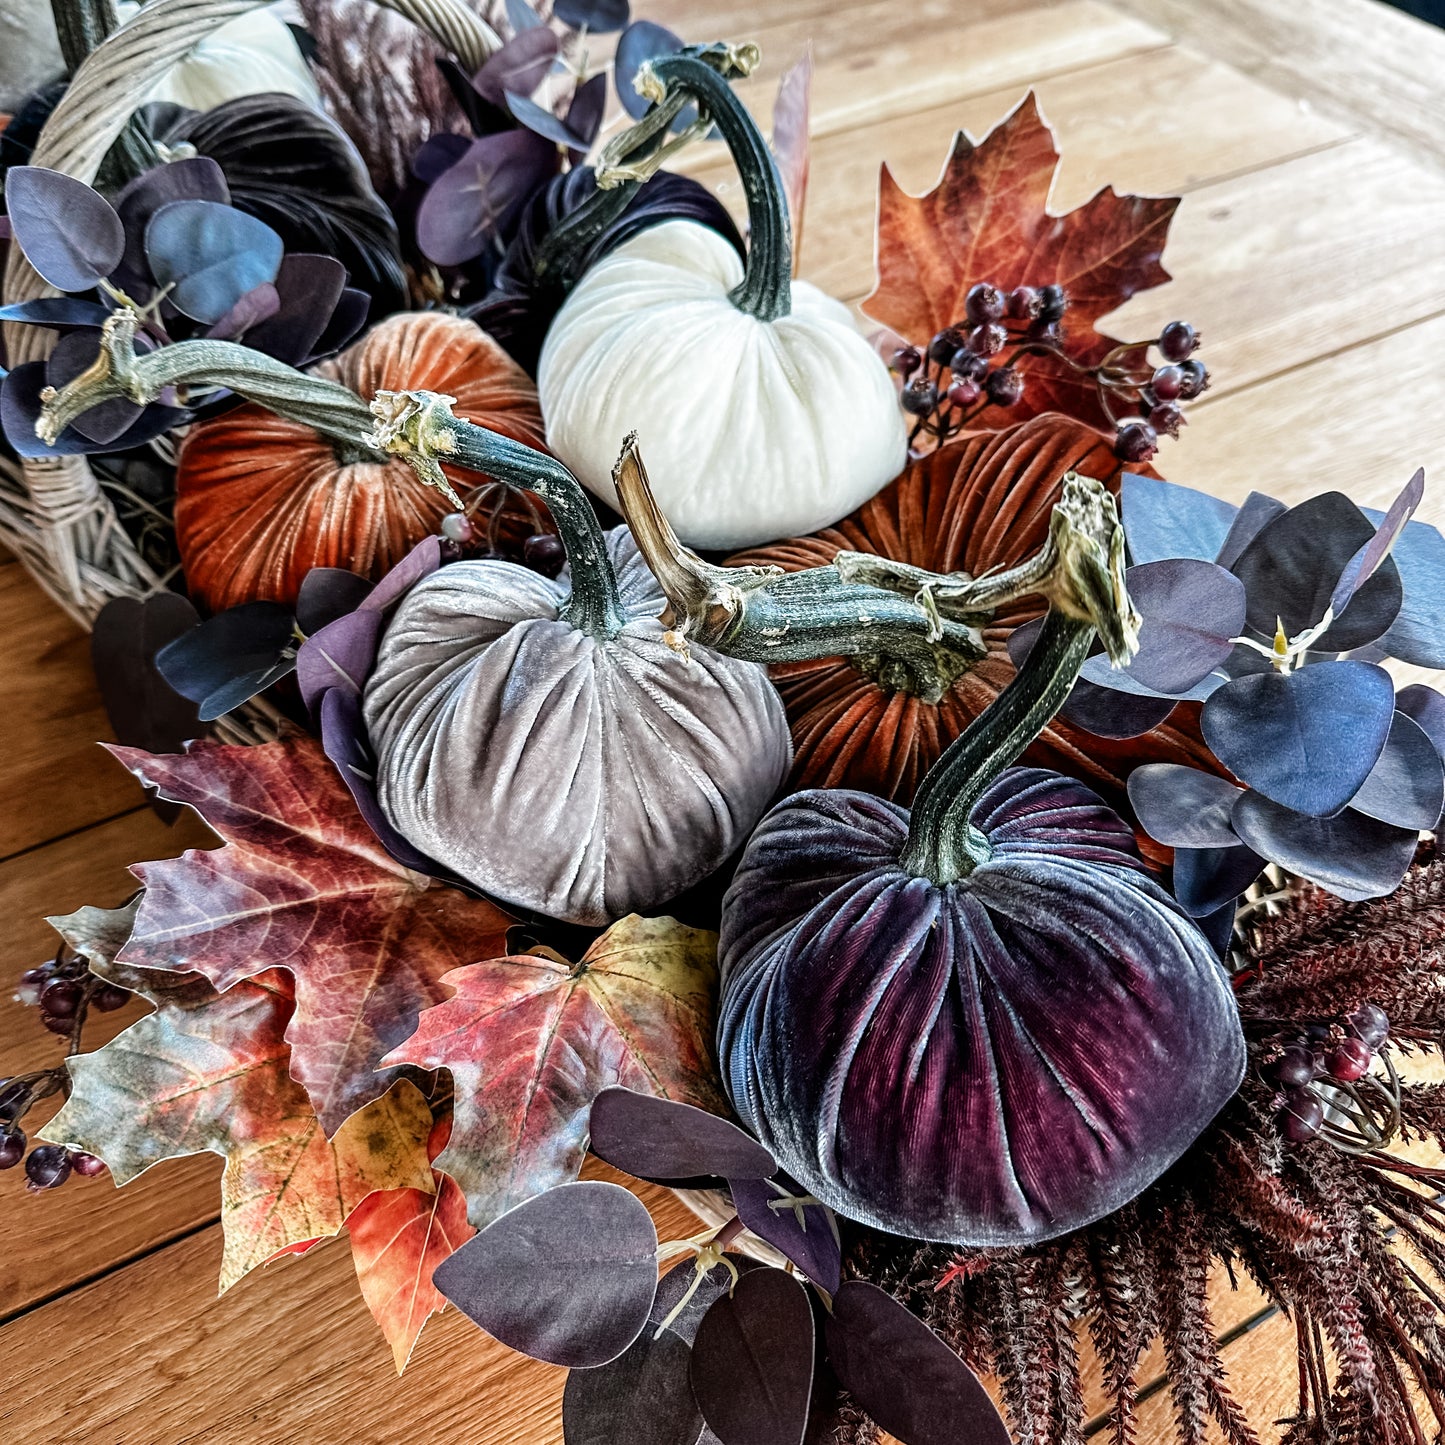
[
  {"left": 145, "top": 199, "right": 284, "bottom": 325},
  {"left": 412, "top": 131, "right": 474, "bottom": 184},
  {"left": 5, "top": 167, "right": 125, "bottom": 292},
  {"left": 1121, "top": 473, "right": 1238, "bottom": 566},
  {"left": 506, "top": 0, "right": 544, "bottom": 30},
  {"left": 554, "top": 0, "right": 630, "bottom": 31},
  {"left": 91, "top": 594, "right": 203, "bottom": 756},
  {"left": 1397, "top": 684, "right": 1445, "bottom": 760},
  {"left": 615, "top": 22, "right": 688, "bottom": 123},
  {"left": 566, "top": 74, "right": 608, "bottom": 152},
  {"left": 1231, "top": 491, "right": 1401, "bottom": 651},
  {"left": 112, "top": 156, "right": 231, "bottom": 298},
  {"left": 474, "top": 28, "right": 560, "bottom": 107},
  {"left": 437, "top": 56, "right": 513, "bottom": 138},
  {"left": 434, "top": 1181, "right": 659, "bottom": 1368},
  {"left": 562, "top": 1327, "right": 702, "bottom": 1445},
  {"left": 728, "top": 1175, "right": 841, "bottom": 1293},
  {"left": 1232, "top": 792, "right": 1418, "bottom": 903},
  {"left": 690, "top": 1270, "right": 814, "bottom": 1445},
  {"left": 203, "top": 281, "right": 280, "bottom": 341},
  {"left": 1171, "top": 843, "right": 1264, "bottom": 918},
  {"left": 650, "top": 1257, "right": 761, "bottom": 1345},
  {"left": 1, "top": 361, "right": 186, "bottom": 458},
  {"left": 588, "top": 1087, "right": 776, "bottom": 1183},
  {"left": 0, "top": 298, "right": 114, "bottom": 331},
  {"left": 415, "top": 130, "right": 559, "bottom": 267},
  {"left": 1113, "top": 559, "right": 1246, "bottom": 694},
  {"left": 1127, "top": 765, "right": 1244, "bottom": 849},
  {"left": 824, "top": 1282, "right": 1010, "bottom": 1445},
  {"left": 312, "top": 287, "right": 371, "bottom": 358},
  {"left": 1214, "top": 490, "right": 1285, "bottom": 571},
  {"left": 295, "top": 568, "right": 374, "bottom": 636},
  {"left": 1348, "top": 710, "right": 1444, "bottom": 831},
  {"left": 506, "top": 91, "right": 590, "bottom": 150},
  {"left": 1369, "top": 508, "right": 1445, "bottom": 669},
  {"left": 1331, "top": 468, "right": 1423, "bottom": 618},
  {"left": 46, "top": 329, "right": 141, "bottom": 445},
  {"left": 243, "top": 253, "right": 346, "bottom": 364},
  {"left": 154, "top": 601, "right": 297, "bottom": 723},
  {"left": 1200, "top": 660, "right": 1395, "bottom": 817}
]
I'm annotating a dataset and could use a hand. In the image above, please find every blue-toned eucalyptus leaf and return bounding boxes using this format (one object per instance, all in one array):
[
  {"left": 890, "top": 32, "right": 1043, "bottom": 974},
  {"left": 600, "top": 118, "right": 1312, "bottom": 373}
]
[
  {"left": 1349, "top": 710, "right": 1443, "bottom": 831},
  {"left": 1370, "top": 510, "right": 1445, "bottom": 669},
  {"left": 554, "top": 0, "right": 630, "bottom": 31},
  {"left": 1397, "top": 684, "right": 1445, "bottom": 761},
  {"left": 1200, "top": 660, "right": 1394, "bottom": 817},
  {"left": 1214, "top": 490, "right": 1285, "bottom": 571},
  {"left": 729, "top": 1174, "right": 841, "bottom": 1293},
  {"left": 145, "top": 199, "right": 284, "bottom": 325},
  {"left": 506, "top": 0, "right": 543, "bottom": 30},
  {"left": 112, "top": 156, "right": 231, "bottom": 299},
  {"left": 0, "top": 297, "right": 114, "bottom": 331},
  {"left": 1120, "top": 472, "right": 1237, "bottom": 566},
  {"left": 1232, "top": 792, "right": 1418, "bottom": 902},
  {"left": 474, "top": 27, "right": 560, "bottom": 107},
  {"left": 5, "top": 167, "right": 124, "bottom": 292},
  {"left": 1197, "top": 898, "right": 1238, "bottom": 960},
  {"left": 507, "top": 91, "right": 592, "bottom": 150},
  {"left": 1231, "top": 491, "right": 1401, "bottom": 651},
  {"left": 154, "top": 600, "right": 298, "bottom": 723},
  {"left": 1330, "top": 468, "right": 1423, "bottom": 618},
  {"left": 1, "top": 361, "right": 185, "bottom": 458},
  {"left": 1127, "top": 764, "right": 1243, "bottom": 849},
  {"left": 45, "top": 329, "right": 142, "bottom": 445},
  {"left": 615, "top": 22, "right": 688, "bottom": 124},
  {"left": 1105, "top": 558, "right": 1245, "bottom": 695},
  {"left": 1171, "top": 843, "right": 1264, "bottom": 918}
]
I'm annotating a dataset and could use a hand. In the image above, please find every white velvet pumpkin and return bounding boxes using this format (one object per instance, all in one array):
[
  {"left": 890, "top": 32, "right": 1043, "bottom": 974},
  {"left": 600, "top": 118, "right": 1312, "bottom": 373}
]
[
  {"left": 537, "top": 220, "right": 906, "bottom": 551},
  {"left": 362, "top": 528, "right": 792, "bottom": 926}
]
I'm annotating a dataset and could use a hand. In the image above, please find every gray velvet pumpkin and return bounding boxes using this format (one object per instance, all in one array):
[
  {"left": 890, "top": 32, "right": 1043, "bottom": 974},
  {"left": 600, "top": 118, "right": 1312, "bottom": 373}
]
[{"left": 363, "top": 528, "right": 792, "bottom": 925}]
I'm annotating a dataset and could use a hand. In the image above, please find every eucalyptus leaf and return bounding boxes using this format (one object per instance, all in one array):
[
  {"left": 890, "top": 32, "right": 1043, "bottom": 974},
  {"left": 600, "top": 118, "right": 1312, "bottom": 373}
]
[
  {"left": 45, "top": 329, "right": 142, "bottom": 445},
  {"left": 1330, "top": 468, "right": 1423, "bottom": 618},
  {"left": 1348, "top": 710, "right": 1444, "bottom": 831},
  {"left": 1213, "top": 490, "right": 1285, "bottom": 571},
  {"left": 1, "top": 361, "right": 185, "bottom": 458},
  {"left": 1121, "top": 472, "right": 1237, "bottom": 566},
  {"left": 111, "top": 156, "right": 232, "bottom": 299},
  {"left": 243, "top": 253, "right": 346, "bottom": 364},
  {"left": 474, "top": 28, "right": 559, "bottom": 107},
  {"left": 615, "top": 22, "right": 689, "bottom": 124},
  {"left": 1171, "top": 843, "right": 1264, "bottom": 919},
  {"left": 0, "top": 297, "right": 115, "bottom": 330},
  {"left": 1397, "top": 684, "right": 1445, "bottom": 761},
  {"left": 1106, "top": 558, "right": 1245, "bottom": 695},
  {"left": 154, "top": 601, "right": 297, "bottom": 723},
  {"left": 554, "top": 0, "right": 630, "bottom": 32},
  {"left": 1127, "top": 765, "right": 1244, "bottom": 849},
  {"left": 587, "top": 1087, "right": 776, "bottom": 1183},
  {"left": 1370, "top": 510, "right": 1445, "bottom": 669},
  {"left": 5, "top": 166, "right": 125, "bottom": 292},
  {"left": 295, "top": 568, "right": 373, "bottom": 636},
  {"left": 729, "top": 1175, "right": 841, "bottom": 1293},
  {"left": 145, "top": 199, "right": 284, "bottom": 325},
  {"left": 562, "top": 1328, "right": 703, "bottom": 1445}
]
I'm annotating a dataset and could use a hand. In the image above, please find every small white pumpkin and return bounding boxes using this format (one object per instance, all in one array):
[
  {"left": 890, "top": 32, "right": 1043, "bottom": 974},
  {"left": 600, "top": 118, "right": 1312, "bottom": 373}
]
[{"left": 537, "top": 52, "right": 905, "bottom": 552}]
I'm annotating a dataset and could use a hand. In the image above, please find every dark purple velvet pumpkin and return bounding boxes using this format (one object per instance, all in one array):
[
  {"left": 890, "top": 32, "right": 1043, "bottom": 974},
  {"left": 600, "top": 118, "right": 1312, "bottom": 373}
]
[{"left": 717, "top": 766, "right": 1246, "bottom": 1246}]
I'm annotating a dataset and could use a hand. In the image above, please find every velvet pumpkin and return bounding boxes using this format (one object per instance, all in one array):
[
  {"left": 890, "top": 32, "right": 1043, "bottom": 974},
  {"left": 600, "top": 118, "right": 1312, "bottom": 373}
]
[
  {"left": 174, "top": 312, "right": 546, "bottom": 611},
  {"left": 729, "top": 414, "right": 1219, "bottom": 804}
]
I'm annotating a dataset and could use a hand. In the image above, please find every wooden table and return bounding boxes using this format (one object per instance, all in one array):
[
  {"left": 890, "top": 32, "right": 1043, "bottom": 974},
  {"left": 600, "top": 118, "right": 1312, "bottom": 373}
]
[{"left": 4, "top": 0, "right": 1445, "bottom": 1439}]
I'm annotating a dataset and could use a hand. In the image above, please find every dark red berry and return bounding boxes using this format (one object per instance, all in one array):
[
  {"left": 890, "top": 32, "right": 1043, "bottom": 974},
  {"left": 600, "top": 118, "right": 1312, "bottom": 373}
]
[
  {"left": 968, "top": 323, "right": 1006, "bottom": 358},
  {"left": 985, "top": 369, "right": 1024, "bottom": 407},
  {"left": 946, "top": 379, "right": 981, "bottom": 409},
  {"left": 1347, "top": 1003, "right": 1390, "bottom": 1049},
  {"left": 1282, "top": 1090, "right": 1325, "bottom": 1142},
  {"left": 1326, "top": 1038, "right": 1373, "bottom": 1082},
  {"left": 70, "top": 1152, "right": 108, "bottom": 1178},
  {"left": 1266, "top": 1044, "right": 1318, "bottom": 1090},
  {"left": 92, "top": 985, "right": 131, "bottom": 1013},
  {"left": 1158, "top": 320, "right": 1198, "bottom": 362},
  {"left": 1149, "top": 402, "right": 1185, "bottom": 438},
  {"left": 0, "top": 1131, "right": 24, "bottom": 1169},
  {"left": 1114, "top": 421, "right": 1158, "bottom": 463},
  {"left": 1026, "top": 318, "right": 1061, "bottom": 345},
  {"left": 949, "top": 348, "right": 988, "bottom": 383},
  {"left": 39, "top": 980, "right": 82, "bottom": 1018},
  {"left": 1006, "top": 286, "right": 1041, "bottom": 320},
  {"left": 891, "top": 345, "right": 922, "bottom": 377},
  {"left": 40, "top": 1013, "right": 72, "bottom": 1036},
  {"left": 964, "top": 282, "right": 1005, "bottom": 325},
  {"left": 1038, "top": 285, "right": 1067, "bottom": 323},
  {"left": 1177, "top": 360, "right": 1209, "bottom": 399},
  {"left": 523, "top": 533, "right": 567, "bottom": 579},
  {"left": 901, "top": 378, "right": 939, "bottom": 416},
  {"left": 25, "top": 1144, "right": 72, "bottom": 1191},
  {"left": 1150, "top": 365, "right": 1185, "bottom": 401},
  {"left": 928, "top": 328, "right": 966, "bottom": 365}
]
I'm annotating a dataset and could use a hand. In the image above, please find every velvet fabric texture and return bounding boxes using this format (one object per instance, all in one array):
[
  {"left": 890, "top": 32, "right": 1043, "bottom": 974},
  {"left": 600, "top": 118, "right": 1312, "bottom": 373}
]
[
  {"left": 364, "top": 529, "right": 792, "bottom": 926},
  {"left": 718, "top": 768, "right": 1246, "bottom": 1246}
]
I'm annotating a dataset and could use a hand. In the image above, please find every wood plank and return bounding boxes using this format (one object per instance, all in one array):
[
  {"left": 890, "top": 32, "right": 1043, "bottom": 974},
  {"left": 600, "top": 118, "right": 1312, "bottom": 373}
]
[
  {"left": 0, "top": 806, "right": 219, "bottom": 1319},
  {"left": 1114, "top": 0, "right": 1445, "bottom": 174},
  {"left": 685, "top": 44, "right": 1355, "bottom": 309}
]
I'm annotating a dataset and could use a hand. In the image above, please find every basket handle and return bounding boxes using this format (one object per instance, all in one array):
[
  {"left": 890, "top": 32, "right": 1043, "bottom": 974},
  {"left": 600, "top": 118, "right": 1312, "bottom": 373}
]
[{"left": 3, "top": 0, "right": 502, "bottom": 352}]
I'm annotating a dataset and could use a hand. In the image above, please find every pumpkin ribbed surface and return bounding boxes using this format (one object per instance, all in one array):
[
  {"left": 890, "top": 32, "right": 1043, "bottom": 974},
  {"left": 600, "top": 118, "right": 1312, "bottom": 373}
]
[
  {"left": 729, "top": 415, "right": 1219, "bottom": 803},
  {"left": 175, "top": 312, "right": 547, "bottom": 611}
]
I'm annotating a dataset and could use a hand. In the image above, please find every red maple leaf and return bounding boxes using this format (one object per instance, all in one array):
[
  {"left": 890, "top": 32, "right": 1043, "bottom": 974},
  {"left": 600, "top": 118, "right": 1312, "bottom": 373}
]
[
  {"left": 348, "top": 1117, "right": 475, "bottom": 1373},
  {"left": 862, "top": 93, "right": 1177, "bottom": 432},
  {"left": 384, "top": 915, "right": 728, "bottom": 1229},
  {"left": 106, "top": 734, "right": 514, "bottom": 1137},
  {"left": 42, "top": 903, "right": 435, "bottom": 1290}
]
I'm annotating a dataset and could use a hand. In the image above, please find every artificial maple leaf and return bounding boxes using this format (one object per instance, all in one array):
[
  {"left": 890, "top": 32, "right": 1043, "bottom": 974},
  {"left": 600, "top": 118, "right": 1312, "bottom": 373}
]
[
  {"left": 348, "top": 1117, "right": 475, "bottom": 1373},
  {"left": 863, "top": 92, "right": 1177, "bottom": 432},
  {"left": 105, "top": 733, "right": 514, "bottom": 1137},
  {"left": 773, "top": 44, "right": 813, "bottom": 275},
  {"left": 41, "top": 904, "right": 435, "bottom": 1290},
  {"left": 384, "top": 914, "right": 728, "bottom": 1229}
]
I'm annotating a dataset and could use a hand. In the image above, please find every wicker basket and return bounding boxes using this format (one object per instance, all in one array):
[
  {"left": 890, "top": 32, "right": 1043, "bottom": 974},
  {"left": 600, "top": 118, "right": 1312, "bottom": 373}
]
[{"left": 0, "top": 0, "right": 502, "bottom": 629}]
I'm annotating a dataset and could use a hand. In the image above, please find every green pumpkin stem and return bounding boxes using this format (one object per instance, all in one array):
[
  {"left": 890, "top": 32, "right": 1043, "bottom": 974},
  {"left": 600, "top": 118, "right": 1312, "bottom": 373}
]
[{"left": 646, "top": 46, "right": 793, "bottom": 323}]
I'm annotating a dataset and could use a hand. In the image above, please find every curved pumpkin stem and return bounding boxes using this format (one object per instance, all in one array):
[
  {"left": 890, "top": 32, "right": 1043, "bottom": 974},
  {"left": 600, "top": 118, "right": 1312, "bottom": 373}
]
[{"left": 901, "top": 475, "right": 1141, "bottom": 884}]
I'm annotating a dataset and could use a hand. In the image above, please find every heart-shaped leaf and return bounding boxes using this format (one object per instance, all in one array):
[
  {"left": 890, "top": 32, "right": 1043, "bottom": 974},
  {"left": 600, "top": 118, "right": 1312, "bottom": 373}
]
[
  {"left": 1214, "top": 490, "right": 1285, "bottom": 570},
  {"left": 1331, "top": 468, "right": 1423, "bottom": 618},
  {"left": 615, "top": 22, "right": 687, "bottom": 123},
  {"left": 589, "top": 1087, "right": 776, "bottom": 1183},
  {"left": 1397, "top": 684, "right": 1445, "bottom": 760},
  {"left": 146, "top": 199, "right": 285, "bottom": 325},
  {"left": 729, "top": 1175, "right": 841, "bottom": 1293},
  {"left": 554, "top": 0, "right": 630, "bottom": 31},
  {"left": 1201, "top": 660, "right": 1395, "bottom": 817},
  {"left": 565, "top": 74, "right": 608, "bottom": 153},
  {"left": 0, "top": 360, "right": 186, "bottom": 458},
  {"left": 824, "top": 1281, "right": 1011, "bottom": 1445},
  {"left": 562, "top": 1328, "right": 702, "bottom": 1445},
  {"left": 1171, "top": 843, "right": 1264, "bottom": 918},
  {"left": 296, "top": 568, "right": 374, "bottom": 635},
  {"left": 1232, "top": 792, "right": 1419, "bottom": 902},
  {"left": 1128, "top": 765, "right": 1244, "bottom": 849},
  {"left": 1371, "top": 508, "right": 1445, "bottom": 669},
  {"left": 112, "top": 156, "right": 232, "bottom": 299},
  {"left": 473, "top": 27, "right": 559, "bottom": 107},
  {"left": 1108, "top": 559, "right": 1246, "bottom": 695},
  {"left": 434, "top": 1181, "right": 659, "bottom": 1366},
  {"left": 690, "top": 1269, "right": 815, "bottom": 1445},
  {"left": 1348, "top": 710, "right": 1444, "bottom": 831},
  {"left": 46, "top": 329, "right": 143, "bottom": 445},
  {"left": 5, "top": 167, "right": 125, "bottom": 291},
  {"left": 1121, "top": 473, "right": 1239, "bottom": 567},
  {"left": 90, "top": 593, "right": 203, "bottom": 757},
  {"left": 154, "top": 601, "right": 297, "bottom": 722}
]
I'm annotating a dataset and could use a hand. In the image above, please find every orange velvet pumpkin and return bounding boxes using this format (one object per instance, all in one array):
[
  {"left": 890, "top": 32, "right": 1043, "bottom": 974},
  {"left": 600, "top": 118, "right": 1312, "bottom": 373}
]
[
  {"left": 729, "top": 414, "right": 1220, "bottom": 806},
  {"left": 175, "top": 312, "right": 548, "bottom": 611}
]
